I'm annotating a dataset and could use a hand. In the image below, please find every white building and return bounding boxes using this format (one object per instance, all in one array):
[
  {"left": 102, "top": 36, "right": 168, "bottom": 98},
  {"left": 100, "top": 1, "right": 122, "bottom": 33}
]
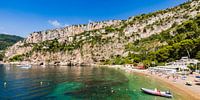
[{"left": 166, "top": 57, "right": 199, "bottom": 70}]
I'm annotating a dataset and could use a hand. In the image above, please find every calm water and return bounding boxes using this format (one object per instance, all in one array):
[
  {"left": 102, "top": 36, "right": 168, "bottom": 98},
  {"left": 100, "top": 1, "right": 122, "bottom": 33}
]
[{"left": 0, "top": 64, "right": 188, "bottom": 100}]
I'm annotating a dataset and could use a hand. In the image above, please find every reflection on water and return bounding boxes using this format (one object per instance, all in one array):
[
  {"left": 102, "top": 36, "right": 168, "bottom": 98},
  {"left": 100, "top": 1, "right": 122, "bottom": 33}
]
[{"left": 0, "top": 64, "right": 187, "bottom": 100}]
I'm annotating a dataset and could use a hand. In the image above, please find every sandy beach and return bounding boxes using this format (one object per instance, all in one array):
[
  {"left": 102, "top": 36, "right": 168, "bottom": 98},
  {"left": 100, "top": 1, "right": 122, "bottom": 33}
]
[
  {"left": 105, "top": 65, "right": 200, "bottom": 100},
  {"left": 142, "top": 71, "right": 200, "bottom": 100}
]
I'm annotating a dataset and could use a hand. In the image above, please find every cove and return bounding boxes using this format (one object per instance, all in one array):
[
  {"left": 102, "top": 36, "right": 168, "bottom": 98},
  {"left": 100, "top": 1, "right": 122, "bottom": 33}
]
[{"left": 0, "top": 65, "right": 188, "bottom": 100}]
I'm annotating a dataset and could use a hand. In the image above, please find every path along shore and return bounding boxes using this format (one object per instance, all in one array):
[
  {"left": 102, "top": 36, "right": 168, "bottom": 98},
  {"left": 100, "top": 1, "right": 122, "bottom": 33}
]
[{"left": 104, "top": 65, "right": 200, "bottom": 100}]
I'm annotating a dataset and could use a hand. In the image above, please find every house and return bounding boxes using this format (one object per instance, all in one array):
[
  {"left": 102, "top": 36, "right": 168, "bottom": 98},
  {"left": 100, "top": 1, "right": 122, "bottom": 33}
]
[{"left": 166, "top": 57, "right": 199, "bottom": 71}]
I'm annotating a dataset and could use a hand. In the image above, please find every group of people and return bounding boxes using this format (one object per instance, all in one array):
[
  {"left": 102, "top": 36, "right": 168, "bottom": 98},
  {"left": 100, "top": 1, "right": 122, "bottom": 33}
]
[{"left": 148, "top": 69, "right": 181, "bottom": 82}]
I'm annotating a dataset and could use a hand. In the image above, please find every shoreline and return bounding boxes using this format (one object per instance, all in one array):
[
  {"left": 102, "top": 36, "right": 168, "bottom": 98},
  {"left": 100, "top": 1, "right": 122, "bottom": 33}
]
[
  {"left": 105, "top": 65, "right": 200, "bottom": 100},
  {"left": 0, "top": 61, "right": 92, "bottom": 66}
]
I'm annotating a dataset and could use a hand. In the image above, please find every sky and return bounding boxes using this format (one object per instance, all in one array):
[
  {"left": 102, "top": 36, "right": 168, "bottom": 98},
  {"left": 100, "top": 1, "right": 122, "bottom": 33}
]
[{"left": 0, "top": 0, "right": 187, "bottom": 37}]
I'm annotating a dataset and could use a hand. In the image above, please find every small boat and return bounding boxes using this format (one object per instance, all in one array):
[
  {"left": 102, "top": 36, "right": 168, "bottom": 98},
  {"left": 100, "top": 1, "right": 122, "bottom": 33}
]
[
  {"left": 20, "top": 64, "right": 32, "bottom": 69},
  {"left": 196, "top": 76, "right": 200, "bottom": 78},
  {"left": 185, "top": 81, "right": 192, "bottom": 86},
  {"left": 141, "top": 88, "right": 173, "bottom": 98},
  {"left": 194, "top": 79, "right": 200, "bottom": 82},
  {"left": 195, "top": 82, "right": 200, "bottom": 85}
]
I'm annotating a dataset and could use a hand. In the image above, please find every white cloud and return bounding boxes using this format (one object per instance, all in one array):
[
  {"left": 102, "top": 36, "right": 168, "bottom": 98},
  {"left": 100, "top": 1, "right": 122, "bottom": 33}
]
[
  {"left": 48, "top": 20, "right": 70, "bottom": 28},
  {"left": 48, "top": 20, "right": 62, "bottom": 27}
]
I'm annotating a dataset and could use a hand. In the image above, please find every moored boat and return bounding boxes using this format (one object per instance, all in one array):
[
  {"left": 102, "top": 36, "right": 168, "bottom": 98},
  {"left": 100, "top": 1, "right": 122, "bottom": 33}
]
[
  {"left": 195, "top": 82, "right": 200, "bottom": 85},
  {"left": 194, "top": 79, "right": 200, "bottom": 82},
  {"left": 141, "top": 88, "right": 173, "bottom": 98},
  {"left": 20, "top": 64, "right": 32, "bottom": 69},
  {"left": 185, "top": 81, "right": 192, "bottom": 86},
  {"left": 196, "top": 76, "right": 200, "bottom": 78}
]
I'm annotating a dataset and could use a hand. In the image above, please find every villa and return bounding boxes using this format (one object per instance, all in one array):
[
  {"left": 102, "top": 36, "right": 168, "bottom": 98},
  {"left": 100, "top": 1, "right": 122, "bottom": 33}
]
[
  {"left": 149, "top": 57, "right": 200, "bottom": 74},
  {"left": 167, "top": 57, "right": 199, "bottom": 66},
  {"left": 166, "top": 57, "right": 199, "bottom": 70}
]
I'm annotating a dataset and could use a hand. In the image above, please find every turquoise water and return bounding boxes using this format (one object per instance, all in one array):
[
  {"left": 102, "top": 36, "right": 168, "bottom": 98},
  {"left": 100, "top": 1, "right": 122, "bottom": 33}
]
[{"left": 0, "top": 64, "right": 188, "bottom": 100}]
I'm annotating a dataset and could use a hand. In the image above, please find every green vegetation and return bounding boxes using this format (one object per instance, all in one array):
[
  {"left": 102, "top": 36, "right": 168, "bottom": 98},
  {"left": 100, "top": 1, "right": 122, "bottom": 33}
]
[
  {"left": 0, "top": 51, "right": 4, "bottom": 61},
  {"left": 106, "top": 14, "right": 200, "bottom": 68},
  {"left": 9, "top": 27, "right": 114, "bottom": 61},
  {"left": 0, "top": 34, "right": 24, "bottom": 50},
  {"left": 104, "top": 55, "right": 131, "bottom": 65},
  {"left": 0, "top": 34, "right": 23, "bottom": 61},
  {"left": 9, "top": 54, "right": 24, "bottom": 62},
  {"left": 195, "top": 51, "right": 200, "bottom": 59},
  {"left": 31, "top": 30, "right": 112, "bottom": 53},
  {"left": 127, "top": 0, "right": 193, "bottom": 24}
]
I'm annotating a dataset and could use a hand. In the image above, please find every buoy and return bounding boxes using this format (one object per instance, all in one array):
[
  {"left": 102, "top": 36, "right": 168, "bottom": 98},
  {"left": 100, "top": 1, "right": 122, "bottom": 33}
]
[
  {"left": 4, "top": 82, "right": 7, "bottom": 88},
  {"left": 40, "top": 81, "right": 43, "bottom": 85}
]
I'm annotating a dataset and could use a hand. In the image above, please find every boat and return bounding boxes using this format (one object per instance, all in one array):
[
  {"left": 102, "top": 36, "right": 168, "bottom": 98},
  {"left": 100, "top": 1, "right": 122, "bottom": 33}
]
[
  {"left": 196, "top": 76, "right": 200, "bottom": 78},
  {"left": 141, "top": 88, "right": 173, "bottom": 98},
  {"left": 194, "top": 79, "right": 200, "bottom": 82},
  {"left": 185, "top": 81, "right": 192, "bottom": 86},
  {"left": 20, "top": 64, "right": 32, "bottom": 69},
  {"left": 195, "top": 82, "right": 200, "bottom": 85}
]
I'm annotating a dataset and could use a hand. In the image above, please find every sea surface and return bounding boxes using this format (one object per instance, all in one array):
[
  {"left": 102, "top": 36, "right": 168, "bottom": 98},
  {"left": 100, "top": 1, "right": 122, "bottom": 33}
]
[{"left": 0, "top": 64, "right": 189, "bottom": 100}]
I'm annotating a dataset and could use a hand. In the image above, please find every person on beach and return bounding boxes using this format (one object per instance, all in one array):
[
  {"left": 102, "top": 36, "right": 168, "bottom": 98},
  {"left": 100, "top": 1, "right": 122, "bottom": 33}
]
[
  {"left": 176, "top": 75, "right": 179, "bottom": 80},
  {"left": 167, "top": 75, "right": 170, "bottom": 79}
]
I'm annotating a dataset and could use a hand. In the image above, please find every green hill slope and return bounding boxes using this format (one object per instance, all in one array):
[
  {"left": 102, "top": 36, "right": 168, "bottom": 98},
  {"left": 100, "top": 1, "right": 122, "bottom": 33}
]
[
  {"left": 0, "top": 34, "right": 24, "bottom": 50},
  {"left": 0, "top": 34, "right": 23, "bottom": 61},
  {"left": 111, "top": 14, "right": 200, "bottom": 67}
]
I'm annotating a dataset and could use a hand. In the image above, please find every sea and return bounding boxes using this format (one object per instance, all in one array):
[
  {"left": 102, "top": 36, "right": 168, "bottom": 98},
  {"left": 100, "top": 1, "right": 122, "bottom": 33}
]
[{"left": 0, "top": 64, "right": 189, "bottom": 100}]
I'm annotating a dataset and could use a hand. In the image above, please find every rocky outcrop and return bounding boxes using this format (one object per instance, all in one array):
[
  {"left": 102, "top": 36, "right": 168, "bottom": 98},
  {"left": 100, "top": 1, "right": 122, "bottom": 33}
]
[
  {"left": 25, "top": 20, "right": 121, "bottom": 43},
  {"left": 4, "top": 0, "right": 200, "bottom": 65},
  {"left": 5, "top": 20, "right": 121, "bottom": 61}
]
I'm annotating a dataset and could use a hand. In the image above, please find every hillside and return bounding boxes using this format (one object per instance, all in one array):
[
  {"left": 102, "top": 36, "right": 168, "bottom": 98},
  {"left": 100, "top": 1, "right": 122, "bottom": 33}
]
[
  {"left": 0, "top": 34, "right": 24, "bottom": 61},
  {"left": 0, "top": 34, "right": 24, "bottom": 50},
  {"left": 4, "top": 0, "right": 200, "bottom": 65},
  {"left": 111, "top": 14, "right": 200, "bottom": 67}
]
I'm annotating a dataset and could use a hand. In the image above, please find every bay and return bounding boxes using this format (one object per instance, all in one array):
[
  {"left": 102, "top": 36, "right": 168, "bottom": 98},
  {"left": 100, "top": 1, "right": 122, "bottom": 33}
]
[{"left": 0, "top": 64, "right": 188, "bottom": 100}]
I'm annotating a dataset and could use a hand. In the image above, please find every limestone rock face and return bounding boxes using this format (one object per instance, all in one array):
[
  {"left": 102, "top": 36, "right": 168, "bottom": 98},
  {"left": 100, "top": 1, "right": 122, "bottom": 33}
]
[
  {"left": 25, "top": 20, "right": 121, "bottom": 43},
  {"left": 4, "top": 0, "right": 200, "bottom": 65},
  {"left": 5, "top": 41, "right": 32, "bottom": 59}
]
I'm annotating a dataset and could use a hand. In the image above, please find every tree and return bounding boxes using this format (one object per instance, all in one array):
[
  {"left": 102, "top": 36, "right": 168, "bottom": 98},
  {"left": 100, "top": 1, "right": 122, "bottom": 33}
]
[
  {"left": 155, "top": 46, "right": 173, "bottom": 62},
  {"left": 124, "top": 57, "right": 133, "bottom": 64},
  {"left": 0, "top": 52, "right": 4, "bottom": 61},
  {"left": 9, "top": 55, "right": 24, "bottom": 62},
  {"left": 188, "top": 64, "right": 197, "bottom": 71},
  {"left": 180, "top": 39, "right": 195, "bottom": 58},
  {"left": 195, "top": 51, "right": 200, "bottom": 60},
  {"left": 142, "top": 60, "right": 152, "bottom": 69}
]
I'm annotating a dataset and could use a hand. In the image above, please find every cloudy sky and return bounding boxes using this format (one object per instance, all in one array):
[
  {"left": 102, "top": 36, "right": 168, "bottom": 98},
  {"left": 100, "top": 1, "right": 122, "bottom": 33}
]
[{"left": 0, "top": 0, "right": 187, "bottom": 37}]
